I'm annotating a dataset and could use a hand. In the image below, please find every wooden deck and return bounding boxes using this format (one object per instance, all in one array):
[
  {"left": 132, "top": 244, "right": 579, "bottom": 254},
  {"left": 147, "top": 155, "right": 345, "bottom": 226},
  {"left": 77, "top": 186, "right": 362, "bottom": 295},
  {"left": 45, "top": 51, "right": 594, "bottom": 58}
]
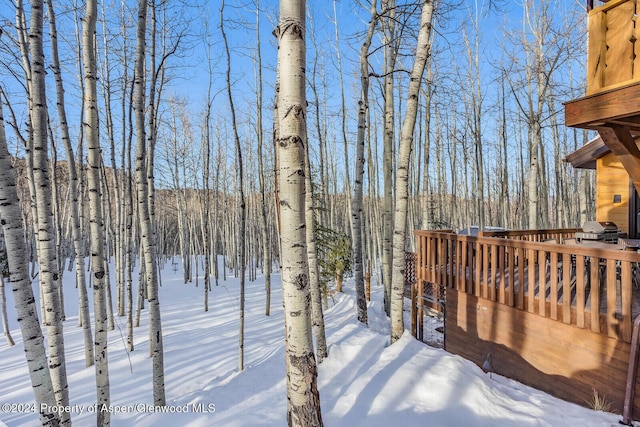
[
  {"left": 412, "top": 229, "right": 640, "bottom": 416},
  {"left": 413, "top": 229, "right": 640, "bottom": 343}
]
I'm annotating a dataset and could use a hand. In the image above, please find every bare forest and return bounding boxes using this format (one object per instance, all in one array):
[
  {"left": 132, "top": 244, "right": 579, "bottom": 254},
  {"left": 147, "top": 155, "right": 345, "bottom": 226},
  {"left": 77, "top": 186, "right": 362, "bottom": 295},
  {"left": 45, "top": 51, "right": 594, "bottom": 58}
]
[{"left": 0, "top": 0, "right": 594, "bottom": 426}]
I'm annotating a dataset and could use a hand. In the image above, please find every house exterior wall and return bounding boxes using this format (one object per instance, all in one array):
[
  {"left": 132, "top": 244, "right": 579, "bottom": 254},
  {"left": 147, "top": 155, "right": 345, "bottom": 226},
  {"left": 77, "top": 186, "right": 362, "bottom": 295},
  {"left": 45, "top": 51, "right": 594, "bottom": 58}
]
[{"left": 596, "top": 152, "right": 630, "bottom": 233}]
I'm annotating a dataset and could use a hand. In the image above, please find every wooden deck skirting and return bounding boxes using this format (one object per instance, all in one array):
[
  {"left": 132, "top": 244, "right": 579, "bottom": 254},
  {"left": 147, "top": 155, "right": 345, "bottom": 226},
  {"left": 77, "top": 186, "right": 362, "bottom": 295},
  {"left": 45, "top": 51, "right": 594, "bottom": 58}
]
[{"left": 413, "top": 229, "right": 640, "bottom": 415}]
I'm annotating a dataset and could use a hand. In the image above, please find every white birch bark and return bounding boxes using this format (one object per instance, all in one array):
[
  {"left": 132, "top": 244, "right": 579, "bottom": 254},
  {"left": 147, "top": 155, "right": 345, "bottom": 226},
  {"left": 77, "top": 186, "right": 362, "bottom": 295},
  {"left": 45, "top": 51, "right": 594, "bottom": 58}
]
[
  {"left": 98, "top": 2, "right": 125, "bottom": 319},
  {"left": 0, "top": 89, "right": 60, "bottom": 427},
  {"left": 45, "top": 0, "right": 94, "bottom": 368},
  {"left": 255, "top": 0, "right": 272, "bottom": 317},
  {"left": 28, "top": 0, "right": 70, "bottom": 422},
  {"left": 275, "top": 0, "right": 323, "bottom": 424},
  {"left": 123, "top": 55, "right": 135, "bottom": 351},
  {"left": 390, "top": 0, "right": 435, "bottom": 344},
  {"left": 202, "top": 35, "right": 214, "bottom": 313},
  {"left": 220, "top": 0, "right": 247, "bottom": 372},
  {"left": 0, "top": 275, "right": 14, "bottom": 346},
  {"left": 382, "top": 0, "right": 396, "bottom": 315},
  {"left": 352, "top": 0, "right": 377, "bottom": 325},
  {"left": 82, "top": 0, "right": 111, "bottom": 424},
  {"left": 133, "top": 0, "right": 166, "bottom": 406},
  {"left": 304, "top": 123, "right": 328, "bottom": 363}
]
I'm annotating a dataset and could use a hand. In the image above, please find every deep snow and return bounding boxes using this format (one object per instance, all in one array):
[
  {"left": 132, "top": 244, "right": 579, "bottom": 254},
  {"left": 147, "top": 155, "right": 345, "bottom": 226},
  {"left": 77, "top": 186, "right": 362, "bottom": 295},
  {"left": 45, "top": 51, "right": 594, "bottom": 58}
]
[{"left": 0, "top": 259, "right": 624, "bottom": 426}]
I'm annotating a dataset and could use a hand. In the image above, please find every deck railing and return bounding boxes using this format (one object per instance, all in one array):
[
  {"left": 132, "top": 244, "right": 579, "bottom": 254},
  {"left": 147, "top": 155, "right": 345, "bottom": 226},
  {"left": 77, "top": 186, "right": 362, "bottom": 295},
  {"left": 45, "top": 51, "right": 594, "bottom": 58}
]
[
  {"left": 587, "top": 0, "right": 640, "bottom": 94},
  {"left": 414, "top": 229, "right": 640, "bottom": 343},
  {"left": 479, "top": 228, "right": 581, "bottom": 242}
]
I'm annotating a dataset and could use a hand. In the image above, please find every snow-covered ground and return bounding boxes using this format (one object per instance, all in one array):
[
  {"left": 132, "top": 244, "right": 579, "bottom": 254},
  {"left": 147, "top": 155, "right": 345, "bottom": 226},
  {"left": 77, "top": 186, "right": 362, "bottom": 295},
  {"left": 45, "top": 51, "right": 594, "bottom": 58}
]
[{"left": 0, "top": 259, "right": 624, "bottom": 426}]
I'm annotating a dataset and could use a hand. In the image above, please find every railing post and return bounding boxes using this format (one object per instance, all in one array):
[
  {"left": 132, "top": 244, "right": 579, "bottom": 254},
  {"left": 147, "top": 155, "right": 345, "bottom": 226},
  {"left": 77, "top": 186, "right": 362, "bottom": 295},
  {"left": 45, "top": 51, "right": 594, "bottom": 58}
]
[
  {"left": 621, "top": 315, "right": 640, "bottom": 425},
  {"left": 411, "top": 279, "right": 417, "bottom": 338}
]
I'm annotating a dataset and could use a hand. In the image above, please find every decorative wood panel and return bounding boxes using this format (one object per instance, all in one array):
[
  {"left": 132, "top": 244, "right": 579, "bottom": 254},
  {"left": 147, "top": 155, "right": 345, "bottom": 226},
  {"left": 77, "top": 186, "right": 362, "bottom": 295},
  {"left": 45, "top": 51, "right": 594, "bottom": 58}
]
[
  {"left": 604, "top": 1, "right": 635, "bottom": 87},
  {"left": 588, "top": 0, "right": 640, "bottom": 95},
  {"left": 588, "top": 9, "right": 606, "bottom": 92}
]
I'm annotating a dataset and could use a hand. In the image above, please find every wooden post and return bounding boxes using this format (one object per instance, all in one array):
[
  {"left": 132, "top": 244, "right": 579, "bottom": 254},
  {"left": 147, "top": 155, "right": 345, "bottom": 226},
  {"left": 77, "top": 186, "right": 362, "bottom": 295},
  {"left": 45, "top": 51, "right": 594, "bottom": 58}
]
[
  {"left": 411, "top": 278, "right": 417, "bottom": 338},
  {"left": 417, "top": 277, "right": 424, "bottom": 342}
]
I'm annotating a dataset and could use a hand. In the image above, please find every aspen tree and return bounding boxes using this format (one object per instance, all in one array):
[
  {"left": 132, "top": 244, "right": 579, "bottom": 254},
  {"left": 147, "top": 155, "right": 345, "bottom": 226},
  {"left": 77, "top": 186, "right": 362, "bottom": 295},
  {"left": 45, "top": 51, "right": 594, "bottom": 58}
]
[
  {"left": 254, "top": 0, "right": 272, "bottom": 317},
  {"left": 461, "top": 6, "right": 485, "bottom": 230},
  {"left": 200, "top": 17, "right": 215, "bottom": 312},
  {"left": 0, "top": 89, "right": 60, "bottom": 427},
  {"left": 390, "top": 0, "right": 435, "bottom": 344},
  {"left": 123, "top": 30, "right": 135, "bottom": 350},
  {"left": 504, "top": 0, "right": 577, "bottom": 229},
  {"left": 308, "top": 21, "right": 329, "bottom": 228},
  {"left": 275, "top": 0, "right": 323, "bottom": 424},
  {"left": 381, "top": 0, "right": 396, "bottom": 315},
  {"left": 421, "top": 77, "right": 433, "bottom": 230},
  {"left": 304, "top": 122, "right": 328, "bottom": 363},
  {"left": 27, "top": 0, "right": 71, "bottom": 422},
  {"left": 332, "top": 0, "right": 353, "bottom": 236},
  {"left": 82, "top": 0, "right": 111, "bottom": 424},
  {"left": 220, "top": 0, "right": 247, "bottom": 372},
  {"left": 352, "top": 0, "right": 377, "bottom": 325},
  {"left": 133, "top": 0, "right": 166, "bottom": 406},
  {"left": 100, "top": 168, "right": 115, "bottom": 333},
  {"left": 0, "top": 239, "right": 14, "bottom": 346},
  {"left": 45, "top": 0, "right": 94, "bottom": 368},
  {"left": 98, "top": 1, "right": 125, "bottom": 319}
]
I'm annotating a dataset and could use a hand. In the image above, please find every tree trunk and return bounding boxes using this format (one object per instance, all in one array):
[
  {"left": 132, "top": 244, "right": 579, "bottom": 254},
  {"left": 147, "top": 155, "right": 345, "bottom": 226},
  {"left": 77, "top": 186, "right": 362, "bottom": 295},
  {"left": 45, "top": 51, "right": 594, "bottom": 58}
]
[
  {"left": 352, "top": 0, "right": 377, "bottom": 325},
  {"left": 82, "top": 1, "right": 111, "bottom": 423},
  {"left": 133, "top": 0, "right": 166, "bottom": 406},
  {"left": 333, "top": 0, "right": 353, "bottom": 237},
  {"left": 390, "top": 0, "right": 435, "bottom": 344},
  {"left": 220, "top": 0, "right": 247, "bottom": 372},
  {"left": 0, "top": 276, "right": 14, "bottom": 346},
  {"left": 304, "top": 122, "right": 328, "bottom": 363},
  {"left": 0, "top": 88, "right": 60, "bottom": 426},
  {"left": 98, "top": 1, "right": 124, "bottom": 320},
  {"left": 255, "top": 0, "right": 272, "bottom": 317},
  {"left": 45, "top": 0, "right": 94, "bottom": 368},
  {"left": 275, "top": 1, "right": 323, "bottom": 424},
  {"left": 382, "top": 0, "right": 396, "bottom": 316},
  {"left": 28, "top": 0, "right": 71, "bottom": 422}
]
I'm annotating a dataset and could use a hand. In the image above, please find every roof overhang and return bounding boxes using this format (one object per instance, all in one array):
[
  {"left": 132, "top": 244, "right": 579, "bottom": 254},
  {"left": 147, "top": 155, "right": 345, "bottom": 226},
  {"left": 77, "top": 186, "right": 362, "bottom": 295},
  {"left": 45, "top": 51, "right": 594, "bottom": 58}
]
[{"left": 564, "top": 136, "right": 609, "bottom": 169}]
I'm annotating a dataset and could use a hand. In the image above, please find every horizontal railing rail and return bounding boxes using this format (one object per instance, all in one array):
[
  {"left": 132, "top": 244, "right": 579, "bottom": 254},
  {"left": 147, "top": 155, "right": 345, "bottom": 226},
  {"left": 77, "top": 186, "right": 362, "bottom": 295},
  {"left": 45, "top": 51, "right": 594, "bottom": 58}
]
[
  {"left": 479, "top": 228, "right": 580, "bottom": 242},
  {"left": 414, "top": 229, "right": 640, "bottom": 343}
]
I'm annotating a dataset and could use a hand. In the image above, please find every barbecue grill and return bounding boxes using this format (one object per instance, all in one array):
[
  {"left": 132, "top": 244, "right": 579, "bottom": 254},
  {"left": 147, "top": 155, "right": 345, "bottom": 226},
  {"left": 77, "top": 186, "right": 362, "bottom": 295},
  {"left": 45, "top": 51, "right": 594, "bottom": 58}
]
[{"left": 575, "top": 221, "right": 623, "bottom": 242}]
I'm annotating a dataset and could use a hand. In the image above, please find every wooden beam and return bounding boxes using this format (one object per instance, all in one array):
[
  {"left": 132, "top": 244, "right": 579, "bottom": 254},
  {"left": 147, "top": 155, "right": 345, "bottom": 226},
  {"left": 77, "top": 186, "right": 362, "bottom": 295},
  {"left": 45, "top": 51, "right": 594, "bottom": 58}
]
[
  {"left": 565, "top": 81, "right": 640, "bottom": 127},
  {"left": 597, "top": 126, "right": 640, "bottom": 194}
]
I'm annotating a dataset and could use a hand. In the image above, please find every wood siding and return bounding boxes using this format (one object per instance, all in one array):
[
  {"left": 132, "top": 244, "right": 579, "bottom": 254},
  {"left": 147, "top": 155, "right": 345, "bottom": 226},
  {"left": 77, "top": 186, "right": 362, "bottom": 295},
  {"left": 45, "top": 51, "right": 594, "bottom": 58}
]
[
  {"left": 446, "top": 290, "right": 639, "bottom": 415},
  {"left": 597, "top": 152, "right": 630, "bottom": 233}
]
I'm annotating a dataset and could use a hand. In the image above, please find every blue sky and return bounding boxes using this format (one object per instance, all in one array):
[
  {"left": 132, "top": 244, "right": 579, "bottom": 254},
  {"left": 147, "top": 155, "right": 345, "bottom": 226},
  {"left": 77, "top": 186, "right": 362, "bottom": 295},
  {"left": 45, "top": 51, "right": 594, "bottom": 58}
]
[{"left": 0, "top": 0, "right": 590, "bottom": 196}]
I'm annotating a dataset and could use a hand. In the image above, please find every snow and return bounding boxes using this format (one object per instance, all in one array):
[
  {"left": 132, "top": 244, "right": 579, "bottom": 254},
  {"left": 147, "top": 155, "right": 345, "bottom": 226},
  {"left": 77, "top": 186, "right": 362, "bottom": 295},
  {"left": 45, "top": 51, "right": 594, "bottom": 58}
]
[{"left": 0, "top": 259, "right": 625, "bottom": 426}]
